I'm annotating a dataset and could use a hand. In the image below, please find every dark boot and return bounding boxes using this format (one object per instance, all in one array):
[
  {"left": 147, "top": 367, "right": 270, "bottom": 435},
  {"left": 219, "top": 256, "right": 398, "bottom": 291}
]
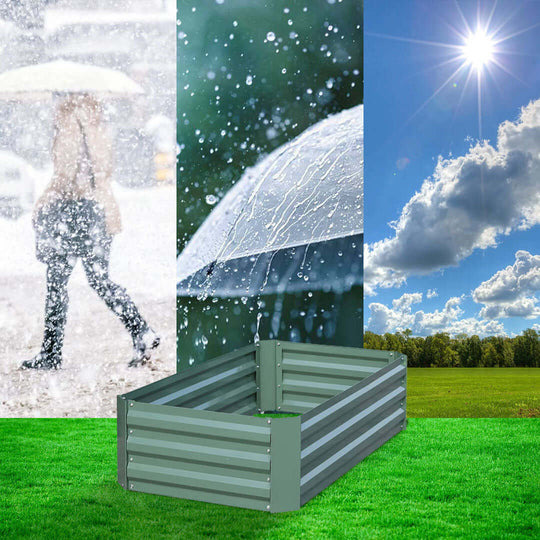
[
  {"left": 21, "top": 257, "right": 73, "bottom": 371},
  {"left": 128, "top": 328, "right": 161, "bottom": 368},
  {"left": 21, "top": 351, "right": 61, "bottom": 370}
]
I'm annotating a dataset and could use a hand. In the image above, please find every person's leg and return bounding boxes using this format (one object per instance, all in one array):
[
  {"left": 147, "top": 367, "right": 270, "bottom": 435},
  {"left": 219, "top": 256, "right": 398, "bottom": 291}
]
[
  {"left": 21, "top": 256, "right": 74, "bottom": 369},
  {"left": 43, "top": 256, "right": 75, "bottom": 358},
  {"left": 81, "top": 242, "right": 158, "bottom": 363},
  {"left": 82, "top": 244, "right": 159, "bottom": 366}
]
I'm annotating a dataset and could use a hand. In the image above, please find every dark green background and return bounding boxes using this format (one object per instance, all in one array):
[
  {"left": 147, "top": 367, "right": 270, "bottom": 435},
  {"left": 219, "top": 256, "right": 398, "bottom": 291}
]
[
  {"left": 177, "top": 0, "right": 363, "bottom": 250},
  {"left": 176, "top": 1, "right": 364, "bottom": 368}
]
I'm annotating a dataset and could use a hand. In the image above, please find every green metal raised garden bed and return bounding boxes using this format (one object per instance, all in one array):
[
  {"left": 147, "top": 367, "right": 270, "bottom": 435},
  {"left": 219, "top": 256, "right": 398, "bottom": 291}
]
[{"left": 117, "top": 340, "right": 407, "bottom": 513}]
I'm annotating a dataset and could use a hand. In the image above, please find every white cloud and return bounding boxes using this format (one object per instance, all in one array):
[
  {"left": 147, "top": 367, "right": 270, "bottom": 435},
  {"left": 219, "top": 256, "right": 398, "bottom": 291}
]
[
  {"left": 427, "top": 288, "right": 438, "bottom": 298},
  {"left": 367, "top": 293, "right": 422, "bottom": 333},
  {"left": 367, "top": 292, "right": 505, "bottom": 336},
  {"left": 391, "top": 292, "right": 423, "bottom": 311},
  {"left": 365, "top": 97, "right": 540, "bottom": 293},
  {"left": 473, "top": 250, "right": 540, "bottom": 319}
]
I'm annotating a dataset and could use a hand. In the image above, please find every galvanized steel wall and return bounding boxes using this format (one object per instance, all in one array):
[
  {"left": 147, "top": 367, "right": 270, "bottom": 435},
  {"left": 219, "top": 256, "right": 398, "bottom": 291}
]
[
  {"left": 118, "top": 341, "right": 407, "bottom": 512},
  {"left": 118, "top": 344, "right": 271, "bottom": 511},
  {"left": 127, "top": 344, "right": 258, "bottom": 414},
  {"left": 122, "top": 401, "right": 273, "bottom": 511},
  {"left": 299, "top": 357, "right": 407, "bottom": 505},
  {"left": 276, "top": 342, "right": 396, "bottom": 413}
]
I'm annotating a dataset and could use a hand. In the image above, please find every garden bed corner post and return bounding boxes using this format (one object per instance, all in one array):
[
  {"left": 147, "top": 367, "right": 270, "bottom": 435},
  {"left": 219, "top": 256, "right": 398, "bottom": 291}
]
[
  {"left": 269, "top": 415, "right": 301, "bottom": 513},
  {"left": 257, "top": 340, "right": 277, "bottom": 412},
  {"left": 117, "top": 395, "right": 128, "bottom": 489}
]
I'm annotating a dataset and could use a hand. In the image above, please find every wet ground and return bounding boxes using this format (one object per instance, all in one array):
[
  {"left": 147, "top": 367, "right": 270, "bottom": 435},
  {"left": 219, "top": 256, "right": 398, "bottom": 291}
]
[
  {"left": 0, "top": 184, "right": 176, "bottom": 417},
  {"left": 0, "top": 275, "right": 175, "bottom": 417}
]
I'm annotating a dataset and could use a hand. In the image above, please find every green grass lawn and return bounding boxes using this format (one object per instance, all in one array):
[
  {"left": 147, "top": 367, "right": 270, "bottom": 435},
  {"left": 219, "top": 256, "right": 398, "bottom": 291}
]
[
  {"left": 1, "top": 418, "right": 538, "bottom": 540},
  {"left": 407, "top": 368, "right": 540, "bottom": 418}
]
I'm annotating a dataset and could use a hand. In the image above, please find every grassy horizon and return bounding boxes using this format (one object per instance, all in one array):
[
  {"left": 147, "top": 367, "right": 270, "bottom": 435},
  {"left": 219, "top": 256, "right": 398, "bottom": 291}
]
[
  {"left": 1, "top": 418, "right": 538, "bottom": 539},
  {"left": 407, "top": 367, "right": 540, "bottom": 418}
]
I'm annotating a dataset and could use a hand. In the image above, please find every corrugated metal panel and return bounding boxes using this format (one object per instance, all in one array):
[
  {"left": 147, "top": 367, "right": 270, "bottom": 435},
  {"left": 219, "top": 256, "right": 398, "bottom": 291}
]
[
  {"left": 278, "top": 342, "right": 394, "bottom": 413},
  {"left": 118, "top": 341, "right": 407, "bottom": 513},
  {"left": 125, "top": 402, "right": 272, "bottom": 511},
  {"left": 299, "top": 358, "right": 406, "bottom": 505},
  {"left": 125, "top": 344, "right": 258, "bottom": 415}
]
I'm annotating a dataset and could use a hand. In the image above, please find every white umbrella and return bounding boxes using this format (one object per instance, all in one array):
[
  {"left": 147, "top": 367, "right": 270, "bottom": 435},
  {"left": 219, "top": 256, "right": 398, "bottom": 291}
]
[
  {"left": 177, "top": 104, "right": 363, "bottom": 297},
  {"left": 0, "top": 60, "right": 144, "bottom": 100}
]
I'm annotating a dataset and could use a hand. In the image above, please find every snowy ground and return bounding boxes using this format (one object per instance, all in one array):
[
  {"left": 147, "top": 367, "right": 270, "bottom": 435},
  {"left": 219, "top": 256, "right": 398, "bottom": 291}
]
[{"left": 0, "top": 182, "right": 176, "bottom": 417}]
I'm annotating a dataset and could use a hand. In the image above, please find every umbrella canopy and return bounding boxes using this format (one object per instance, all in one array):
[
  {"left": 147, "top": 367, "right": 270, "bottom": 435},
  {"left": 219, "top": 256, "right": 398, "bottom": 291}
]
[
  {"left": 177, "top": 104, "right": 363, "bottom": 297},
  {"left": 0, "top": 60, "right": 144, "bottom": 100}
]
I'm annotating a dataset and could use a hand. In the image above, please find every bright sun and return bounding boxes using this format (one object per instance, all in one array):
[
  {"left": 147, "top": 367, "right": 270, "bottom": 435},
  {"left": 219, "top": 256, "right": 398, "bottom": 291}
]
[
  {"left": 462, "top": 30, "right": 495, "bottom": 70},
  {"left": 374, "top": 3, "right": 530, "bottom": 139}
]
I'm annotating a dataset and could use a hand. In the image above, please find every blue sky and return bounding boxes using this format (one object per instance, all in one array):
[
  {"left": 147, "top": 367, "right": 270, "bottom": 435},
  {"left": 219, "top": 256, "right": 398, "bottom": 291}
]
[{"left": 364, "top": 0, "right": 540, "bottom": 337}]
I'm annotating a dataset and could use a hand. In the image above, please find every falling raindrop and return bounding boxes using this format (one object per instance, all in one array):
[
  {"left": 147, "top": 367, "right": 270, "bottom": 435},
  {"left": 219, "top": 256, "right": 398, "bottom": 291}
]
[
  {"left": 254, "top": 312, "right": 263, "bottom": 344},
  {"left": 175, "top": 3, "right": 363, "bottom": 370}
]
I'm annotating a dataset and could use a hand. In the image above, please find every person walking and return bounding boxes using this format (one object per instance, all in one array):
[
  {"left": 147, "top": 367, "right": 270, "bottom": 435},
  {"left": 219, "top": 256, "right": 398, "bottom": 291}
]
[{"left": 22, "top": 94, "right": 159, "bottom": 370}]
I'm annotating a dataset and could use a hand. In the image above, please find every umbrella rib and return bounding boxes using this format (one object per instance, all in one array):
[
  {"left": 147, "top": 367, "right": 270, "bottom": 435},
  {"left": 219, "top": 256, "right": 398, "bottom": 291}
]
[
  {"left": 178, "top": 105, "right": 363, "bottom": 285},
  {"left": 266, "top": 143, "right": 355, "bottom": 249},
  {"left": 218, "top": 132, "right": 316, "bottom": 262},
  {"left": 225, "top": 120, "right": 351, "bottom": 260}
]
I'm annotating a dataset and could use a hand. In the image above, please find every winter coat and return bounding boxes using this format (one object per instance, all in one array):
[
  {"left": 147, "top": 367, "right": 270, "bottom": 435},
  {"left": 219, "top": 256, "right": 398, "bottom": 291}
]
[{"left": 33, "top": 97, "right": 122, "bottom": 235}]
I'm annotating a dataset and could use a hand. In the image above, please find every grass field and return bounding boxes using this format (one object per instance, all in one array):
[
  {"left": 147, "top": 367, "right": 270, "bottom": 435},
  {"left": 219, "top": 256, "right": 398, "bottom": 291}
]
[
  {"left": 407, "top": 368, "right": 540, "bottom": 418},
  {"left": 1, "top": 418, "right": 538, "bottom": 540}
]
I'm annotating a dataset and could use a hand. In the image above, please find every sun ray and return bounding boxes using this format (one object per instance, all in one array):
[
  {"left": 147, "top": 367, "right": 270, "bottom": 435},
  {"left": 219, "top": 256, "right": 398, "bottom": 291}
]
[
  {"left": 492, "top": 21, "right": 540, "bottom": 45},
  {"left": 369, "top": 1, "right": 537, "bottom": 140},
  {"left": 490, "top": 57, "right": 528, "bottom": 87},
  {"left": 489, "top": 2, "right": 525, "bottom": 39},
  {"left": 453, "top": 66, "right": 476, "bottom": 124},
  {"left": 477, "top": 69, "right": 483, "bottom": 139},
  {"left": 364, "top": 32, "right": 463, "bottom": 51},
  {"left": 454, "top": 0, "right": 473, "bottom": 37},
  {"left": 483, "top": 61, "right": 504, "bottom": 98},
  {"left": 403, "top": 55, "right": 464, "bottom": 82},
  {"left": 405, "top": 62, "right": 470, "bottom": 128},
  {"left": 485, "top": 0, "right": 498, "bottom": 31}
]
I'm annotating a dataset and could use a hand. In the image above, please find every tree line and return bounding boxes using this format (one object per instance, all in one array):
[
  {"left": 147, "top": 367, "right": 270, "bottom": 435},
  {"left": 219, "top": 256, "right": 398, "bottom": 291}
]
[{"left": 363, "top": 329, "right": 540, "bottom": 367}]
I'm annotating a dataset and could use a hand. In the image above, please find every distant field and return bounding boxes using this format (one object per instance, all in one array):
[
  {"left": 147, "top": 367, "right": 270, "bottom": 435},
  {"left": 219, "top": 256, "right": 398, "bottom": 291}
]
[
  {"left": 1, "top": 418, "right": 538, "bottom": 539},
  {"left": 407, "top": 368, "right": 540, "bottom": 417}
]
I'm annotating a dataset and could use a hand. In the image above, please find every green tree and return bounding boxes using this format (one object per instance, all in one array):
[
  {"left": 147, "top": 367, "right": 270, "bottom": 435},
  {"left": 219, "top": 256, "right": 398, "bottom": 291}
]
[
  {"left": 443, "top": 346, "right": 460, "bottom": 367},
  {"left": 428, "top": 333, "right": 451, "bottom": 366},
  {"left": 401, "top": 331, "right": 421, "bottom": 367},
  {"left": 501, "top": 339, "right": 515, "bottom": 367},
  {"left": 481, "top": 342, "right": 498, "bottom": 367},
  {"left": 513, "top": 329, "right": 540, "bottom": 367},
  {"left": 363, "top": 331, "right": 384, "bottom": 350},
  {"left": 464, "top": 335, "right": 482, "bottom": 367},
  {"left": 383, "top": 333, "right": 403, "bottom": 353},
  {"left": 364, "top": 327, "right": 540, "bottom": 367},
  {"left": 419, "top": 335, "right": 433, "bottom": 367}
]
